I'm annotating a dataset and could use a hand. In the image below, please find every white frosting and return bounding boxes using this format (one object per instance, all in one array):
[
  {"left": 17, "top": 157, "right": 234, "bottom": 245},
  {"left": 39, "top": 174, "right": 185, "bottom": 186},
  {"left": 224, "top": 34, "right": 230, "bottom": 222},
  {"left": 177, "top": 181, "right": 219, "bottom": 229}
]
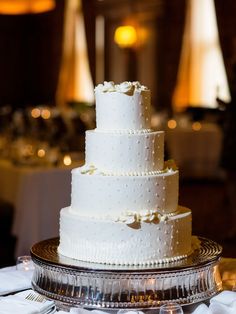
[
  {"left": 85, "top": 130, "right": 164, "bottom": 173},
  {"left": 94, "top": 128, "right": 152, "bottom": 134},
  {"left": 58, "top": 81, "right": 193, "bottom": 265},
  {"left": 80, "top": 167, "right": 175, "bottom": 177},
  {"left": 94, "top": 81, "right": 148, "bottom": 93},
  {"left": 59, "top": 206, "right": 192, "bottom": 265},
  {"left": 80, "top": 165, "right": 167, "bottom": 176},
  {"left": 70, "top": 168, "right": 179, "bottom": 217},
  {"left": 115, "top": 209, "right": 177, "bottom": 225},
  {"left": 95, "top": 82, "right": 151, "bottom": 130}
]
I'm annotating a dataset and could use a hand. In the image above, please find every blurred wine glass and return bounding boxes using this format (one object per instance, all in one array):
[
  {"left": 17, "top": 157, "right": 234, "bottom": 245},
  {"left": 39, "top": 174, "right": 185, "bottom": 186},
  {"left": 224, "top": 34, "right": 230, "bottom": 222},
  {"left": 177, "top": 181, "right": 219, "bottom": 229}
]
[{"left": 16, "top": 255, "right": 34, "bottom": 271}]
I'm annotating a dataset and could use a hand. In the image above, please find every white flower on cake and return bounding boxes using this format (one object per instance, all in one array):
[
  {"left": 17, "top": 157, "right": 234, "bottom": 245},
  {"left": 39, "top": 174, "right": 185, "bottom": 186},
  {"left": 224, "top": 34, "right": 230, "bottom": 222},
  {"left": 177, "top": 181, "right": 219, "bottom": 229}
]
[
  {"left": 116, "top": 81, "right": 134, "bottom": 93},
  {"left": 94, "top": 81, "right": 116, "bottom": 92},
  {"left": 80, "top": 165, "right": 96, "bottom": 175},
  {"left": 139, "top": 210, "right": 152, "bottom": 222},
  {"left": 126, "top": 213, "right": 137, "bottom": 225},
  {"left": 115, "top": 209, "right": 172, "bottom": 225},
  {"left": 133, "top": 81, "right": 148, "bottom": 91},
  {"left": 142, "top": 212, "right": 156, "bottom": 223},
  {"left": 115, "top": 211, "right": 137, "bottom": 224},
  {"left": 158, "top": 214, "right": 169, "bottom": 222},
  {"left": 138, "top": 210, "right": 160, "bottom": 223},
  {"left": 94, "top": 81, "right": 148, "bottom": 94}
]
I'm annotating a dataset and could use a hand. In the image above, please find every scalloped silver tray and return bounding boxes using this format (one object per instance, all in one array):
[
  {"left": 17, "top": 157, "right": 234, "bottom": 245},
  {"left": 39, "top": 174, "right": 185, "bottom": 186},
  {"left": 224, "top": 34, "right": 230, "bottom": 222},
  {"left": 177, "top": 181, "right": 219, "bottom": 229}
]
[{"left": 31, "top": 237, "right": 222, "bottom": 311}]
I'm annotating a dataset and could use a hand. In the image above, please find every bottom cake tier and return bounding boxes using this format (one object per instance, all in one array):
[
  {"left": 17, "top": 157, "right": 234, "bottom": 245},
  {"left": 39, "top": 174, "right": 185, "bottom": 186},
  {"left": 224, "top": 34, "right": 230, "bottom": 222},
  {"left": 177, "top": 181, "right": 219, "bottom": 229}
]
[{"left": 58, "top": 206, "right": 192, "bottom": 265}]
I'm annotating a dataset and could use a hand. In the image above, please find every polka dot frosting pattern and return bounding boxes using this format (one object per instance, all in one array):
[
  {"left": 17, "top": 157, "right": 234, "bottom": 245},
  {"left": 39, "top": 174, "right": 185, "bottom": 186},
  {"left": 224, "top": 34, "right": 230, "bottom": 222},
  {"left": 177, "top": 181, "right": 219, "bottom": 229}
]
[
  {"left": 95, "top": 82, "right": 151, "bottom": 131},
  {"left": 59, "top": 206, "right": 192, "bottom": 265},
  {"left": 58, "top": 81, "right": 193, "bottom": 266},
  {"left": 70, "top": 169, "right": 179, "bottom": 218},
  {"left": 85, "top": 130, "right": 164, "bottom": 173}
]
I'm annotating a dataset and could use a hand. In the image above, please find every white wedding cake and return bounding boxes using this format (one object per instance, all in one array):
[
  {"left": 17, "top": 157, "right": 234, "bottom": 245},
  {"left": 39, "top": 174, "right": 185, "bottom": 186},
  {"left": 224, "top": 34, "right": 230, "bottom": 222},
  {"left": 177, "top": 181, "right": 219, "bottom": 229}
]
[{"left": 58, "top": 81, "right": 192, "bottom": 265}]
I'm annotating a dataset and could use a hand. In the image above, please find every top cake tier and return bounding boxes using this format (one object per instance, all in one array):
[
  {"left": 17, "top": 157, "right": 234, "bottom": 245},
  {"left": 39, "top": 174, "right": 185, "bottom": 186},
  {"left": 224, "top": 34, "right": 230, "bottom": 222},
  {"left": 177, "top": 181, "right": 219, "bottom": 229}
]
[{"left": 95, "top": 81, "right": 151, "bottom": 131}]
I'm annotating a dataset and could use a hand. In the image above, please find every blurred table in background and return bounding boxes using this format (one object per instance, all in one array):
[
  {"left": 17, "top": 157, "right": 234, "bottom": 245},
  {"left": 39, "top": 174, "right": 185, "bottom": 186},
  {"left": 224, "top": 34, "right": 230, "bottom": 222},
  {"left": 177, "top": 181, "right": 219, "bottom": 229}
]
[
  {"left": 0, "top": 158, "right": 83, "bottom": 258},
  {"left": 166, "top": 122, "right": 223, "bottom": 179},
  {"left": 220, "top": 257, "right": 236, "bottom": 290}
]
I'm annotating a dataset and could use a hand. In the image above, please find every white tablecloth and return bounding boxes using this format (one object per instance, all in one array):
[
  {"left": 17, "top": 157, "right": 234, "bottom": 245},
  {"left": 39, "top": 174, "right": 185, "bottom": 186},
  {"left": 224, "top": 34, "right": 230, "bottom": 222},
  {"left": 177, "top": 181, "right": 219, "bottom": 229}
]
[{"left": 0, "top": 159, "right": 83, "bottom": 257}]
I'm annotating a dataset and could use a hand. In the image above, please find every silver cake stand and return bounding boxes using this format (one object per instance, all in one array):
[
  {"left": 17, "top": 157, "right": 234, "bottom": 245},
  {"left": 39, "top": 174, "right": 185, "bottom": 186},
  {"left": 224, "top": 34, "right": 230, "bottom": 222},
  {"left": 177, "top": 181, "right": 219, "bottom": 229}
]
[{"left": 31, "top": 237, "right": 222, "bottom": 312}]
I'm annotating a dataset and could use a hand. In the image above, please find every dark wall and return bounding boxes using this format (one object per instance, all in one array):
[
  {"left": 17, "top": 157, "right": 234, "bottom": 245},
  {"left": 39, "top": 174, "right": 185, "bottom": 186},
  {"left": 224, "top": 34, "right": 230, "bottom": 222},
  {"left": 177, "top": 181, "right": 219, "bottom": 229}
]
[
  {"left": 0, "top": 0, "right": 236, "bottom": 111},
  {"left": 95, "top": 0, "right": 186, "bottom": 113},
  {"left": 215, "top": 0, "right": 236, "bottom": 87},
  {"left": 0, "top": 0, "right": 64, "bottom": 108}
]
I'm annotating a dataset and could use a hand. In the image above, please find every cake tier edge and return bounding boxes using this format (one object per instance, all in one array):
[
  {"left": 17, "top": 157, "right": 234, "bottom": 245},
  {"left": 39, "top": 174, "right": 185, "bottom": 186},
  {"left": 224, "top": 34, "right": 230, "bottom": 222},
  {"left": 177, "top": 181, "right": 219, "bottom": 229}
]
[
  {"left": 85, "top": 130, "right": 164, "bottom": 173},
  {"left": 71, "top": 169, "right": 179, "bottom": 217},
  {"left": 58, "top": 206, "right": 192, "bottom": 266}
]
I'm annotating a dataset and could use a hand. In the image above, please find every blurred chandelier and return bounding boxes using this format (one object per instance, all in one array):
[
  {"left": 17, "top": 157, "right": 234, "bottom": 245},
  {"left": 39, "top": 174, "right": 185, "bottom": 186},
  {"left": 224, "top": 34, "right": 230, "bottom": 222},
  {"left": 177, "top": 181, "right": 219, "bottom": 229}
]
[{"left": 0, "top": 0, "right": 55, "bottom": 14}]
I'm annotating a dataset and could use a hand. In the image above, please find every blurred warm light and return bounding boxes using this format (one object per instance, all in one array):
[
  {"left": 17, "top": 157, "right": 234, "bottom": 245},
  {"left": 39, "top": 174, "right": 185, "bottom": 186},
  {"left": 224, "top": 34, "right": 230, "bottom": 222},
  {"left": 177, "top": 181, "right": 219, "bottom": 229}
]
[
  {"left": 173, "top": 0, "right": 230, "bottom": 111},
  {"left": 114, "top": 26, "right": 137, "bottom": 48},
  {"left": 37, "top": 149, "right": 46, "bottom": 158},
  {"left": 138, "top": 27, "right": 148, "bottom": 46},
  {"left": 192, "top": 121, "right": 202, "bottom": 131},
  {"left": 41, "top": 108, "right": 51, "bottom": 119},
  {"left": 167, "top": 119, "right": 177, "bottom": 129},
  {"left": 63, "top": 155, "right": 72, "bottom": 166},
  {"left": 0, "top": 0, "right": 55, "bottom": 14},
  {"left": 31, "top": 108, "right": 41, "bottom": 118},
  {"left": 56, "top": 0, "right": 94, "bottom": 106},
  {"left": 22, "top": 145, "right": 34, "bottom": 156},
  {"left": 151, "top": 115, "right": 161, "bottom": 129}
]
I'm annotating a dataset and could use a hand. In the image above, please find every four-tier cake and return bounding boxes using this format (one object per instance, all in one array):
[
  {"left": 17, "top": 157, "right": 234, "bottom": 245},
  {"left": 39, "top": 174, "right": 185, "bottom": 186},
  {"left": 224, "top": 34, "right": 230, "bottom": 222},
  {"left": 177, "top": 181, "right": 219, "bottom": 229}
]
[{"left": 58, "top": 81, "right": 192, "bottom": 265}]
